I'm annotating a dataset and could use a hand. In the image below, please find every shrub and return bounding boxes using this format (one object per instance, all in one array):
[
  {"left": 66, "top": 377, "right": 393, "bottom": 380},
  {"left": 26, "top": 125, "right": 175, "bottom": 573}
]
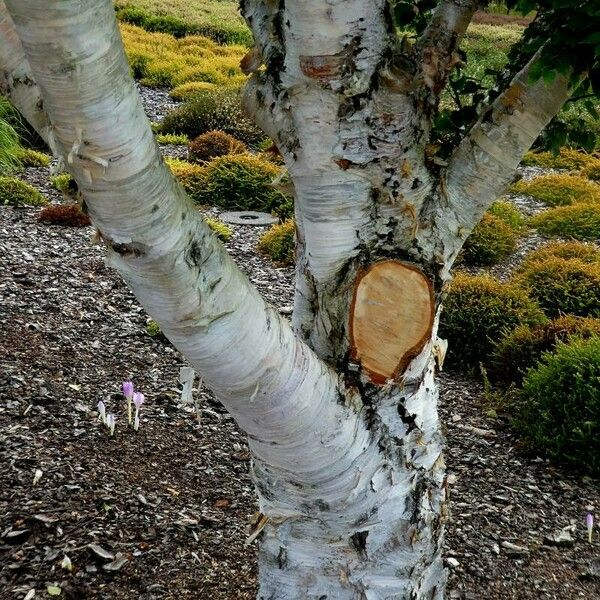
[
  {"left": 159, "top": 89, "right": 264, "bottom": 146},
  {"left": 490, "top": 315, "right": 600, "bottom": 387},
  {"left": 460, "top": 213, "right": 519, "bottom": 266},
  {"left": 38, "top": 204, "right": 91, "bottom": 227},
  {"left": 487, "top": 199, "right": 525, "bottom": 230},
  {"left": 521, "top": 148, "right": 599, "bottom": 171},
  {"left": 120, "top": 23, "right": 247, "bottom": 89},
  {"left": 513, "top": 336, "right": 600, "bottom": 475},
  {"left": 16, "top": 148, "right": 51, "bottom": 167},
  {"left": 531, "top": 204, "right": 600, "bottom": 240},
  {"left": 50, "top": 173, "right": 79, "bottom": 198},
  {"left": 518, "top": 241, "right": 600, "bottom": 271},
  {"left": 155, "top": 133, "right": 189, "bottom": 145},
  {"left": 188, "top": 130, "right": 246, "bottom": 164},
  {"left": 165, "top": 158, "right": 205, "bottom": 197},
  {"left": 170, "top": 81, "right": 216, "bottom": 101},
  {"left": 514, "top": 257, "right": 600, "bottom": 318},
  {"left": 510, "top": 174, "right": 600, "bottom": 206},
  {"left": 0, "top": 176, "right": 48, "bottom": 207},
  {"left": 176, "top": 154, "right": 292, "bottom": 217},
  {"left": 205, "top": 217, "right": 233, "bottom": 242},
  {"left": 258, "top": 220, "right": 296, "bottom": 265},
  {"left": 439, "top": 273, "right": 546, "bottom": 371}
]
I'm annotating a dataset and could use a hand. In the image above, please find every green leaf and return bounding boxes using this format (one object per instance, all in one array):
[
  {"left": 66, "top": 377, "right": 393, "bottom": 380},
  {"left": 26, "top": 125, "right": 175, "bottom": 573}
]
[{"left": 47, "top": 586, "right": 62, "bottom": 597}]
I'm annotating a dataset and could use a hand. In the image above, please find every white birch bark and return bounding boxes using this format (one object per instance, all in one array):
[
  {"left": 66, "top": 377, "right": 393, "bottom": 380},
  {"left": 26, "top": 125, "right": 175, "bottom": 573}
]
[{"left": 2, "top": 1, "right": 577, "bottom": 598}]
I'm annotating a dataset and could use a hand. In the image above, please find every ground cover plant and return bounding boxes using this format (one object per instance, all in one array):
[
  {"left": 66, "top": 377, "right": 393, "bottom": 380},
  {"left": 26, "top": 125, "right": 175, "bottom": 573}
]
[
  {"left": 490, "top": 315, "right": 600, "bottom": 387},
  {"left": 159, "top": 88, "right": 263, "bottom": 145},
  {"left": 459, "top": 200, "right": 524, "bottom": 266},
  {"left": 440, "top": 273, "right": 546, "bottom": 371},
  {"left": 115, "top": 0, "right": 253, "bottom": 46},
  {"left": 258, "top": 219, "right": 296, "bottom": 265},
  {"left": 513, "top": 336, "right": 600, "bottom": 475},
  {"left": 188, "top": 130, "right": 246, "bottom": 164},
  {"left": 0, "top": 176, "right": 47, "bottom": 207},
  {"left": 514, "top": 257, "right": 600, "bottom": 318},
  {"left": 121, "top": 23, "right": 247, "bottom": 89},
  {"left": 38, "top": 203, "right": 92, "bottom": 227},
  {"left": 531, "top": 203, "right": 600, "bottom": 240},
  {"left": 511, "top": 173, "right": 600, "bottom": 206}
]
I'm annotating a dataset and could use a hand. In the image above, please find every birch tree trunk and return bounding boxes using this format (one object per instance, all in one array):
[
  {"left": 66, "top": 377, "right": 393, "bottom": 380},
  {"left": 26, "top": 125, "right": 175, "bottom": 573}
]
[{"left": 0, "top": 0, "right": 575, "bottom": 598}]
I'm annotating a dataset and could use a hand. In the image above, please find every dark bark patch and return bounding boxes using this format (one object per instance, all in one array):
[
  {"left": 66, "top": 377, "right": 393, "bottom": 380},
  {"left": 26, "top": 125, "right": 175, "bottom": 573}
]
[
  {"left": 277, "top": 546, "right": 288, "bottom": 569},
  {"left": 108, "top": 239, "right": 148, "bottom": 258},
  {"left": 350, "top": 530, "right": 369, "bottom": 559}
]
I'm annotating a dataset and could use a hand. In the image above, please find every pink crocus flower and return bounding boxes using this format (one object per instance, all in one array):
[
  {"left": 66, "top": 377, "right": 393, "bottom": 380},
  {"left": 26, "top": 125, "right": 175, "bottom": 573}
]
[
  {"left": 133, "top": 392, "right": 145, "bottom": 431},
  {"left": 587, "top": 513, "right": 594, "bottom": 543},
  {"left": 123, "top": 381, "right": 134, "bottom": 425}
]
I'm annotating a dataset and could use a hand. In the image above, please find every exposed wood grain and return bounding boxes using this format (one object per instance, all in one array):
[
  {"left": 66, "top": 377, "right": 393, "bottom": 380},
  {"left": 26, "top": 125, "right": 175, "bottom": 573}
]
[{"left": 350, "top": 260, "right": 434, "bottom": 384}]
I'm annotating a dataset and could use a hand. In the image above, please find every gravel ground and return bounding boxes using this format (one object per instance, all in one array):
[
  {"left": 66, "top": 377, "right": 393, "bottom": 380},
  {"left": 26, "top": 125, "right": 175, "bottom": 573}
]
[{"left": 1, "top": 87, "right": 599, "bottom": 600}]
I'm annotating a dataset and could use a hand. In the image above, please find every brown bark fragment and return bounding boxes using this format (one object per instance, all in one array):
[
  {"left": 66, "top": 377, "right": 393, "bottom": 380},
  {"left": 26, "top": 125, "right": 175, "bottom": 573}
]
[{"left": 350, "top": 260, "right": 434, "bottom": 384}]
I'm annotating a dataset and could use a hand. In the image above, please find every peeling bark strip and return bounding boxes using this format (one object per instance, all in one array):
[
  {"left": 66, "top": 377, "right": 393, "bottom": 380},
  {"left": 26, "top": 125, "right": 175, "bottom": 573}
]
[{"left": 350, "top": 260, "right": 434, "bottom": 383}]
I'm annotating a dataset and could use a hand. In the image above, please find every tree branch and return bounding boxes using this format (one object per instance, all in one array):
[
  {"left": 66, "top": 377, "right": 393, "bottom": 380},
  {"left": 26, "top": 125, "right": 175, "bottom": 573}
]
[
  {"left": 416, "top": 0, "right": 481, "bottom": 95},
  {"left": 0, "top": 3, "right": 52, "bottom": 147},
  {"left": 425, "top": 51, "right": 573, "bottom": 269},
  {"left": 1, "top": 0, "right": 379, "bottom": 507}
]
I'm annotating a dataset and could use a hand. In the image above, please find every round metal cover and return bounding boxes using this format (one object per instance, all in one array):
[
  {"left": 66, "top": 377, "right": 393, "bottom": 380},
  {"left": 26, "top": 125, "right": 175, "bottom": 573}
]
[{"left": 219, "top": 211, "right": 278, "bottom": 226}]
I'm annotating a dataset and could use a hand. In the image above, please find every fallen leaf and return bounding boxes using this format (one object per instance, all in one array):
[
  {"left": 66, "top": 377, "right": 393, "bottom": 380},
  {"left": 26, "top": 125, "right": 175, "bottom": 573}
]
[{"left": 47, "top": 586, "right": 61, "bottom": 597}]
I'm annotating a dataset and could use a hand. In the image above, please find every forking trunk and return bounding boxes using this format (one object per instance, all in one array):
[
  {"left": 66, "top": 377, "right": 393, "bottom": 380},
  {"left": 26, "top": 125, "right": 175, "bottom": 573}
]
[{"left": 0, "top": 0, "right": 574, "bottom": 597}]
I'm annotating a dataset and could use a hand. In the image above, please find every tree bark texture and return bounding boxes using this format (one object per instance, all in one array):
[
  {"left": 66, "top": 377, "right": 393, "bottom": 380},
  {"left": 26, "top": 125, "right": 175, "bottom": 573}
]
[{"left": 0, "top": 1, "right": 574, "bottom": 597}]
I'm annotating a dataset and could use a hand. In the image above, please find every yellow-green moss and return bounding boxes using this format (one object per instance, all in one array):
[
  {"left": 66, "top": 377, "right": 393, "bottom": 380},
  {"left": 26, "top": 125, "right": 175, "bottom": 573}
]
[
  {"left": 205, "top": 217, "right": 233, "bottom": 242},
  {"left": 258, "top": 220, "right": 296, "bottom": 265},
  {"left": 0, "top": 176, "right": 48, "bottom": 207},
  {"left": 513, "top": 257, "right": 600, "bottom": 318},
  {"left": 490, "top": 315, "right": 600, "bottom": 387},
  {"left": 511, "top": 174, "right": 600, "bottom": 206},
  {"left": 460, "top": 213, "right": 519, "bottom": 266},
  {"left": 521, "top": 148, "right": 600, "bottom": 171},
  {"left": 170, "top": 81, "right": 217, "bottom": 101},
  {"left": 519, "top": 241, "right": 600, "bottom": 272},
  {"left": 155, "top": 133, "right": 189, "bottom": 145},
  {"left": 439, "top": 272, "right": 546, "bottom": 371},
  {"left": 121, "top": 23, "right": 247, "bottom": 89},
  {"left": 531, "top": 204, "right": 600, "bottom": 240},
  {"left": 16, "top": 148, "right": 51, "bottom": 167},
  {"left": 487, "top": 199, "right": 525, "bottom": 230}
]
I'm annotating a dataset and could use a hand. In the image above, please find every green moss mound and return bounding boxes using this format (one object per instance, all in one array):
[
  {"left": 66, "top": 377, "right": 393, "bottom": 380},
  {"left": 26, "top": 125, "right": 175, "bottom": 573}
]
[
  {"left": 440, "top": 273, "right": 546, "bottom": 371},
  {"left": 170, "top": 82, "right": 216, "bottom": 101},
  {"left": 258, "top": 220, "right": 295, "bottom": 265},
  {"left": 521, "top": 148, "right": 600, "bottom": 171},
  {"left": 50, "top": 173, "right": 79, "bottom": 198},
  {"left": 460, "top": 213, "right": 519, "bottom": 266},
  {"left": 487, "top": 199, "right": 526, "bottom": 230},
  {"left": 531, "top": 204, "right": 600, "bottom": 240},
  {"left": 160, "top": 89, "right": 264, "bottom": 146},
  {"left": 511, "top": 174, "right": 600, "bottom": 206},
  {"left": 169, "top": 154, "right": 292, "bottom": 218},
  {"left": 205, "top": 217, "right": 233, "bottom": 242},
  {"left": 513, "top": 336, "right": 600, "bottom": 475},
  {"left": 582, "top": 163, "right": 600, "bottom": 181},
  {"left": 0, "top": 176, "right": 48, "bottom": 207},
  {"left": 155, "top": 133, "right": 189, "bottom": 145},
  {"left": 514, "top": 257, "right": 600, "bottom": 318},
  {"left": 519, "top": 241, "right": 600, "bottom": 271},
  {"left": 16, "top": 148, "right": 51, "bottom": 167},
  {"left": 490, "top": 315, "right": 600, "bottom": 387},
  {"left": 188, "top": 130, "right": 246, "bottom": 164}
]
